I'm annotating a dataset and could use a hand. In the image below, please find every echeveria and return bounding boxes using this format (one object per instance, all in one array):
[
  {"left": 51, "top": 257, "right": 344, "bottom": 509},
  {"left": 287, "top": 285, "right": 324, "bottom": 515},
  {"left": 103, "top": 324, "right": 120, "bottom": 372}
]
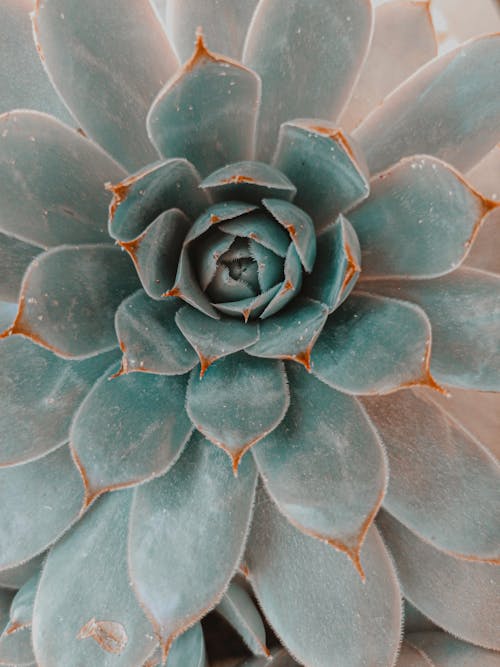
[{"left": 0, "top": 1, "right": 499, "bottom": 666}]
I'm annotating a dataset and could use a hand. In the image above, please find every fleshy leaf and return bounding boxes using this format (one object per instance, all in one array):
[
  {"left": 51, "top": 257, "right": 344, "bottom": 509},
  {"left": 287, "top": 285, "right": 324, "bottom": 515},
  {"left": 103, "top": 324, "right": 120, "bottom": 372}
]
[
  {"left": 147, "top": 34, "right": 261, "bottom": 177},
  {"left": 243, "top": 0, "right": 373, "bottom": 161},
  {"left": 200, "top": 161, "right": 296, "bottom": 204},
  {"left": 378, "top": 510, "right": 500, "bottom": 650},
  {"left": 129, "top": 432, "right": 257, "bottom": 661},
  {"left": 108, "top": 159, "right": 209, "bottom": 243},
  {"left": 195, "top": 229, "right": 235, "bottom": 291},
  {"left": 354, "top": 34, "right": 500, "bottom": 175},
  {"left": 115, "top": 291, "right": 197, "bottom": 376},
  {"left": 249, "top": 241, "right": 283, "bottom": 293},
  {"left": 339, "top": 0, "right": 437, "bottom": 132},
  {"left": 71, "top": 361, "right": 193, "bottom": 506},
  {"left": 32, "top": 491, "right": 156, "bottom": 666},
  {"left": 363, "top": 390, "right": 500, "bottom": 562},
  {"left": 0, "top": 446, "right": 84, "bottom": 569},
  {"left": 118, "top": 209, "right": 191, "bottom": 300},
  {"left": 246, "top": 298, "right": 327, "bottom": 370},
  {"left": 219, "top": 213, "right": 290, "bottom": 258},
  {"left": 262, "top": 199, "right": 316, "bottom": 272},
  {"left": 273, "top": 121, "right": 370, "bottom": 232},
  {"left": 143, "top": 623, "right": 207, "bottom": 667},
  {"left": 166, "top": 0, "right": 259, "bottom": 62},
  {"left": 245, "top": 487, "right": 402, "bottom": 667},
  {"left": 260, "top": 245, "right": 302, "bottom": 319},
  {"left": 0, "top": 0, "right": 72, "bottom": 121},
  {"left": 187, "top": 353, "right": 289, "bottom": 471},
  {"left": 408, "top": 632, "right": 500, "bottom": 667},
  {"left": 311, "top": 293, "right": 436, "bottom": 394},
  {"left": 0, "top": 625, "right": 35, "bottom": 665},
  {"left": 404, "top": 600, "right": 438, "bottom": 635},
  {"left": 0, "top": 591, "right": 12, "bottom": 631},
  {"left": 365, "top": 268, "right": 500, "bottom": 390},
  {"left": 303, "top": 215, "right": 361, "bottom": 312},
  {"left": 0, "top": 302, "right": 16, "bottom": 333},
  {"left": 216, "top": 582, "right": 269, "bottom": 657},
  {"left": 2, "top": 245, "right": 139, "bottom": 359},
  {"left": 253, "top": 365, "right": 386, "bottom": 578},
  {"left": 175, "top": 306, "right": 259, "bottom": 376},
  {"left": 0, "top": 234, "right": 41, "bottom": 303},
  {"left": 167, "top": 245, "right": 219, "bottom": 319},
  {"left": 0, "top": 110, "right": 124, "bottom": 248},
  {"left": 214, "top": 285, "right": 281, "bottom": 322},
  {"left": 349, "top": 155, "right": 496, "bottom": 277},
  {"left": 0, "top": 554, "right": 45, "bottom": 591},
  {"left": 0, "top": 338, "right": 117, "bottom": 467},
  {"left": 33, "top": 0, "right": 179, "bottom": 171},
  {"left": 7, "top": 572, "right": 39, "bottom": 632}
]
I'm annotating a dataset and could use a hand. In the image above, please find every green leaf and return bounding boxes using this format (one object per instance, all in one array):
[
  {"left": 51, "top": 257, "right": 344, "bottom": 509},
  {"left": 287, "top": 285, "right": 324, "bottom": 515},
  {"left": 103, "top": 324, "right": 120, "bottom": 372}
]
[
  {"left": 0, "top": 554, "right": 45, "bottom": 591},
  {"left": 364, "top": 390, "right": 500, "bottom": 562},
  {"left": 71, "top": 361, "right": 193, "bottom": 506},
  {"left": 108, "top": 159, "right": 209, "bottom": 243},
  {"left": 0, "top": 111, "right": 124, "bottom": 248},
  {"left": 129, "top": 433, "right": 257, "bottom": 661},
  {"left": 0, "top": 233, "right": 41, "bottom": 302},
  {"left": 33, "top": 0, "right": 179, "bottom": 171},
  {"left": 408, "top": 632, "right": 500, "bottom": 666},
  {"left": 378, "top": 510, "right": 500, "bottom": 650},
  {"left": 175, "top": 306, "right": 258, "bottom": 376},
  {"left": 260, "top": 245, "right": 302, "bottom": 319},
  {"left": 147, "top": 34, "right": 261, "bottom": 176},
  {"left": 33, "top": 491, "right": 156, "bottom": 666},
  {"left": 201, "top": 161, "right": 296, "bottom": 204},
  {"left": 2, "top": 245, "right": 139, "bottom": 359},
  {"left": 354, "top": 34, "right": 500, "bottom": 174},
  {"left": 115, "top": 291, "right": 197, "bottom": 376},
  {"left": 274, "top": 121, "right": 369, "bottom": 232},
  {"left": 365, "top": 268, "right": 500, "bottom": 391},
  {"left": 216, "top": 582, "right": 269, "bottom": 657},
  {"left": 0, "top": 338, "right": 117, "bottom": 467},
  {"left": 245, "top": 487, "right": 402, "bottom": 667},
  {"left": 311, "top": 293, "right": 436, "bottom": 394},
  {"left": 348, "top": 155, "right": 495, "bottom": 277},
  {"left": 119, "top": 209, "right": 191, "bottom": 300},
  {"left": 253, "top": 365, "right": 386, "bottom": 577},
  {"left": 143, "top": 623, "right": 207, "bottom": 667},
  {"left": 0, "top": 446, "right": 84, "bottom": 569},
  {"left": 302, "top": 215, "right": 361, "bottom": 312},
  {"left": 262, "top": 199, "right": 316, "bottom": 272},
  {"left": 243, "top": 0, "right": 373, "bottom": 160},
  {"left": 186, "top": 353, "right": 289, "bottom": 470}
]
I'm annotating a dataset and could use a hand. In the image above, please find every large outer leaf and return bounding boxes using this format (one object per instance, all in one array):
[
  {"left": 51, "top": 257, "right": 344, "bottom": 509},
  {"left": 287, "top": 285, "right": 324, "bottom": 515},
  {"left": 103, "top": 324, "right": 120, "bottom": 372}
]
[
  {"left": 33, "top": 491, "right": 156, "bottom": 667},
  {"left": 33, "top": 0, "right": 179, "bottom": 171},
  {"left": 253, "top": 365, "right": 387, "bottom": 577},
  {"left": 349, "top": 156, "right": 495, "bottom": 278},
  {"left": 364, "top": 390, "right": 500, "bottom": 562},
  {"left": 71, "top": 362, "right": 193, "bottom": 505},
  {"left": 246, "top": 488, "right": 402, "bottom": 667},
  {"left": 243, "top": 0, "right": 373, "bottom": 161},
  {"left": 129, "top": 433, "right": 257, "bottom": 661},
  {"left": 365, "top": 268, "right": 500, "bottom": 390},
  {"left": 378, "top": 510, "right": 500, "bottom": 650},
  {"left": 354, "top": 34, "right": 500, "bottom": 174},
  {"left": 408, "top": 632, "right": 500, "bottom": 666},
  {"left": 147, "top": 35, "right": 261, "bottom": 177},
  {"left": 0, "top": 339, "right": 117, "bottom": 467},
  {"left": 339, "top": 0, "right": 437, "bottom": 131},
  {"left": 0, "top": 555, "right": 45, "bottom": 591},
  {"left": 0, "top": 111, "right": 125, "bottom": 248},
  {"left": 0, "top": 446, "right": 84, "bottom": 569},
  {"left": 3, "top": 245, "right": 139, "bottom": 359}
]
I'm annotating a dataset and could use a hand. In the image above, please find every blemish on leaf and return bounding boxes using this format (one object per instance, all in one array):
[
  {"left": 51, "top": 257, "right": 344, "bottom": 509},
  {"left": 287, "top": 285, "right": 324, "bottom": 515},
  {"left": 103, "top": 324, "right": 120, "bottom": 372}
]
[{"left": 77, "top": 617, "right": 128, "bottom": 655}]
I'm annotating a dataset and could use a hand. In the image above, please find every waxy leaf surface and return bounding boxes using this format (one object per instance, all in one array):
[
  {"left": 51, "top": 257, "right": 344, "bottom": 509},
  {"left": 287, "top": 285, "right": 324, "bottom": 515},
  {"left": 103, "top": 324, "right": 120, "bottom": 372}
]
[
  {"left": 34, "top": 0, "right": 179, "bottom": 170},
  {"left": 246, "top": 489, "right": 402, "bottom": 667},
  {"left": 217, "top": 582, "right": 268, "bottom": 657},
  {"left": 33, "top": 491, "right": 156, "bottom": 667},
  {"left": 129, "top": 433, "right": 257, "bottom": 658},
  {"left": 253, "top": 365, "right": 386, "bottom": 575},
  {"left": 0, "top": 111, "right": 124, "bottom": 248}
]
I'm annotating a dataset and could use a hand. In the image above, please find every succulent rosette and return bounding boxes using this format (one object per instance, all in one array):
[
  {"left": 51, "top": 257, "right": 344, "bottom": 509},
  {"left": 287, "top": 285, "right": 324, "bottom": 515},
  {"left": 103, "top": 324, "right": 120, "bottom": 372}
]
[{"left": 0, "top": 1, "right": 499, "bottom": 666}]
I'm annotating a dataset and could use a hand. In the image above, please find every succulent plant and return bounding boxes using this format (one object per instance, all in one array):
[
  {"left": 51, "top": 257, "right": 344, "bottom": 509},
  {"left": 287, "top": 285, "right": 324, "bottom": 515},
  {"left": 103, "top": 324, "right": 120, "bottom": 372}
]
[{"left": 0, "top": 0, "right": 499, "bottom": 666}]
